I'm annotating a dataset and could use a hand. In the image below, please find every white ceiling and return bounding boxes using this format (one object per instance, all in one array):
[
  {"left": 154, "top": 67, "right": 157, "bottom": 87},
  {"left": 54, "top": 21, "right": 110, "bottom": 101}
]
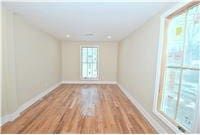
[{"left": 3, "top": 2, "right": 176, "bottom": 42}]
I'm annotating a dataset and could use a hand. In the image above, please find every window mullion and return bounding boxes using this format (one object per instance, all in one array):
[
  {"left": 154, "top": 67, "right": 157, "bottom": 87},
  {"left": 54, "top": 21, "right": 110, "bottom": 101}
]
[
  {"left": 174, "top": 9, "right": 189, "bottom": 120},
  {"left": 87, "top": 48, "right": 88, "bottom": 78},
  {"left": 91, "top": 48, "right": 93, "bottom": 78},
  {"left": 167, "top": 66, "right": 200, "bottom": 70}
]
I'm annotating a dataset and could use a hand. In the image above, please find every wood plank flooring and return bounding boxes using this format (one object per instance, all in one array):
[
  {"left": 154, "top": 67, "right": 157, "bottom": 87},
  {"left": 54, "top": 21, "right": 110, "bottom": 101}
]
[{"left": 1, "top": 84, "right": 156, "bottom": 134}]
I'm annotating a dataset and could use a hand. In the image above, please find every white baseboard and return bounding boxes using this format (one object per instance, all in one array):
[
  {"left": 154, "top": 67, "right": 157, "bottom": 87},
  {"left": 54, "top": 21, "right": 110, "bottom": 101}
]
[
  {"left": 62, "top": 80, "right": 117, "bottom": 84},
  {"left": 117, "top": 83, "right": 167, "bottom": 133},
  {"left": 0, "top": 82, "right": 62, "bottom": 126}
]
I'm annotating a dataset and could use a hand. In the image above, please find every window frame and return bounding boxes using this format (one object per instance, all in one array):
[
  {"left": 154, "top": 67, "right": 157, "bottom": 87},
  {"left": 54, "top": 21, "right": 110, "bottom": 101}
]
[
  {"left": 80, "top": 45, "right": 99, "bottom": 81},
  {"left": 153, "top": 1, "right": 200, "bottom": 133}
]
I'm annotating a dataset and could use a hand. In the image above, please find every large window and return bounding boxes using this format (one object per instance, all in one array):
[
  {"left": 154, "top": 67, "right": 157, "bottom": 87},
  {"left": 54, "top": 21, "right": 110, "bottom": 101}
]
[
  {"left": 81, "top": 46, "right": 99, "bottom": 80},
  {"left": 155, "top": 2, "right": 199, "bottom": 133}
]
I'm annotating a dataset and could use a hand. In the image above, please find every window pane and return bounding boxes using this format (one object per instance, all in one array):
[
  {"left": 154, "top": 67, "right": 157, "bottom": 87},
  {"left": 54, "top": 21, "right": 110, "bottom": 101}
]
[
  {"left": 92, "top": 63, "right": 97, "bottom": 78},
  {"left": 93, "top": 48, "right": 97, "bottom": 63},
  {"left": 82, "top": 63, "right": 87, "bottom": 78},
  {"left": 82, "top": 48, "right": 87, "bottom": 63},
  {"left": 176, "top": 70, "right": 199, "bottom": 130},
  {"left": 183, "top": 5, "right": 200, "bottom": 68},
  {"left": 88, "top": 48, "right": 93, "bottom": 63},
  {"left": 87, "top": 63, "right": 92, "bottom": 78},
  {"left": 166, "top": 13, "right": 186, "bottom": 66},
  {"left": 160, "top": 68, "right": 181, "bottom": 119}
]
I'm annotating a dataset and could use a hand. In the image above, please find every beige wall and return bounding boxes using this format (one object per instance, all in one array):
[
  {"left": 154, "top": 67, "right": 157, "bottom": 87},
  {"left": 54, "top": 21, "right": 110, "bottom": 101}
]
[
  {"left": 61, "top": 41, "right": 118, "bottom": 82},
  {"left": 2, "top": 7, "right": 61, "bottom": 116},
  {"left": 117, "top": 13, "right": 174, "bottom": 133},
  {"left": 2, "top": 7, "right": 18, "bottom": 117}
]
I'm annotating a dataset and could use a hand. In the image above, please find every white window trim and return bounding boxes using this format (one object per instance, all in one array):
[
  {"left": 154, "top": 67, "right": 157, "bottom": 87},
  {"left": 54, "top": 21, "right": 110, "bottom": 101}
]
[
  {"left": 153, "top": 1, "right": 200, "bottom": 133},
  {"left": 80, "top": 45, "right": 99, "bottom": 81}
]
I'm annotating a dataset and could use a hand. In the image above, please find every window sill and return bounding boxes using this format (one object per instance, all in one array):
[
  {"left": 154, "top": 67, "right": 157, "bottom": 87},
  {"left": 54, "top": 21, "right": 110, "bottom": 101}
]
[
  {"left": 80, "top": 78, "right": 99, "bottom": 81},
  {"left": 153, "top": 109, "right": 187, "bottom": 133}
]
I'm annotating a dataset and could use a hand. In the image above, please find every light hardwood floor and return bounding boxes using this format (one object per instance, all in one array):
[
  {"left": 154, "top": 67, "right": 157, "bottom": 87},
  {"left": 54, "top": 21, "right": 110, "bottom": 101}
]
[{"left": 1, "top": 84, "right": 156, "bottom": 134}]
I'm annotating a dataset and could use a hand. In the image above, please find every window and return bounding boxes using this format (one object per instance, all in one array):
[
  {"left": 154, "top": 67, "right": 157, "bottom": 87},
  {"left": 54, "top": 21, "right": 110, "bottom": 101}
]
[
  {"left": 81, "top": 46, "right": 99, "bottom": 80},
  {"left": 154, "top": 2, "right": 200, "bottom": 133}
]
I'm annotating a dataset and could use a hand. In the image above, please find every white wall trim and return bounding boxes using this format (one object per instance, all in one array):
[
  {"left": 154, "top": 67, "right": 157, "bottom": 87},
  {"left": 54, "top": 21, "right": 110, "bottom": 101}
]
[
  {"left": 0, "top": 81, "right": 62, "bottom": 126},
  {"left": 117, "top": 83, "right": 167, "bottom": 133},
  {"left": 62, "top": 80, "right": 117, "bottom": 84}
]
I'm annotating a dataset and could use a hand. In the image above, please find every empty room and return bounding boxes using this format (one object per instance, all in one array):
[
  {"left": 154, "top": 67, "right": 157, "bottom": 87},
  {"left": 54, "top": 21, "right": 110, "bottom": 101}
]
[{"left": 1, "top": 0, "right": 200, "bottom": 134}]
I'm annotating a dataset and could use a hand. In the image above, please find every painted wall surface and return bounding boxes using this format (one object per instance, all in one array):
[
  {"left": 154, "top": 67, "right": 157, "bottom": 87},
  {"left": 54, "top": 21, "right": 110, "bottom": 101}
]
[
  {"left": 2, "top": 7, "right": 18, "bottom": 117},
  {"left": 61, "top": 41, "right": 118, "bottom": 82},
  {"left": 2, "top": 7, "right": 61, "bottom": 116},
  {"left": 117, "top": 13, "right": 174, "bottom": 133}
]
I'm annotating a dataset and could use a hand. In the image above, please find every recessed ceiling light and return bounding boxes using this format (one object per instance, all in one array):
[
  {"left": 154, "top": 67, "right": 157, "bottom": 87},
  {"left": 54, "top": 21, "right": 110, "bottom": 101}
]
[
  {"left": 107, "top": 35, "right": 111, "bottom": 39},
  {"left": 66, "top": 34, "right": 70, "bottom": 38}
]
